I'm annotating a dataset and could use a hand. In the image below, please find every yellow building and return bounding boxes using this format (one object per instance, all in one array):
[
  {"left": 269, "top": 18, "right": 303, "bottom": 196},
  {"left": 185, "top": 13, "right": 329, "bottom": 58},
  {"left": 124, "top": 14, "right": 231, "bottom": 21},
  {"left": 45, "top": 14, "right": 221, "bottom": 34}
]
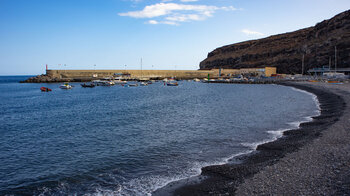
[
  {"left": 264, "top": 67, "right": 277, "bottom": 77},
  {"left": 212, "top": 67, "right": 277, "bottom": 77}
]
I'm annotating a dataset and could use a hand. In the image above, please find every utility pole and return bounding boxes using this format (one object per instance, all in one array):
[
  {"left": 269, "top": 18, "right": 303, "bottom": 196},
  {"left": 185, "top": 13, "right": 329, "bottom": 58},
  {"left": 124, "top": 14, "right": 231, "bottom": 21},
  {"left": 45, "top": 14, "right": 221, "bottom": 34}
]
[
  {"left": 335, "top": 46, "right": 337, "bottom": 73},
  {"left": 302, "top": 54, "right": 305, "bottom": 75},
  {"left": 141, "top": 58, "right": 143, "bottom": 78}
]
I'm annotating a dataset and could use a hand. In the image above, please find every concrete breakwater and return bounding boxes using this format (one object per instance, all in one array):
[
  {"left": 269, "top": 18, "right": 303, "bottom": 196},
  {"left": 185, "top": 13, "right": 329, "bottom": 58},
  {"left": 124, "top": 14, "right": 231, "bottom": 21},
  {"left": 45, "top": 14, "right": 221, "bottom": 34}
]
[
  {"left": 20, "top": 67, "right": 277, "bottom": 83},
  {"left": 21, "top": 69, "right": 217, "bottom": 83}
]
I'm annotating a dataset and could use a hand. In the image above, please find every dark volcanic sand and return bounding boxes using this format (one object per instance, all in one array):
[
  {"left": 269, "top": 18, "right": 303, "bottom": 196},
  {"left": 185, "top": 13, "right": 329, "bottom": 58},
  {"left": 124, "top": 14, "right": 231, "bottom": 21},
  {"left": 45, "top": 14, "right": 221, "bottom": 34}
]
[{"left": 153, "top": 82, "right": 350, "bottom": 196}]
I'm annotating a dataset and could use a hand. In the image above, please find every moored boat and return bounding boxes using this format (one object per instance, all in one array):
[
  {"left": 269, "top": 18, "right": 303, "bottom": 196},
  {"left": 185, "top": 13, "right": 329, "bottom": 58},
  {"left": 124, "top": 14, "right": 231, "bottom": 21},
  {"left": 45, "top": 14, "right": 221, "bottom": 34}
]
[
  {"left": 128, "top": 83, "right": 138, "bottom": 87},
  {"left": 166, "top": 82, "right": 178, "bottom": 86},
  {"left": 114, "top": 79, "right": 127, "bottom": 84},
  {"left": 40, "top": 87, "right": 52, "bottom": 92},
  {"left": 81, "top": 83, "right": 95, "bottom": 88},
  {"left": 92, "top": 80, "right": 113, "bottom": 86},
  {"left": 59, "top": 83, "right": 73, "bottom": 89}
]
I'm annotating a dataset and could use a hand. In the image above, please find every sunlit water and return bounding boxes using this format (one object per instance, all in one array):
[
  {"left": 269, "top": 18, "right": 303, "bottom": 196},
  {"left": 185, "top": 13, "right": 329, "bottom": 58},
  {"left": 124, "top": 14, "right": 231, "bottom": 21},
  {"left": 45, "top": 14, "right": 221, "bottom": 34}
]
[{"left": 0, "top": 76, "right": 319, "bottom": 195}]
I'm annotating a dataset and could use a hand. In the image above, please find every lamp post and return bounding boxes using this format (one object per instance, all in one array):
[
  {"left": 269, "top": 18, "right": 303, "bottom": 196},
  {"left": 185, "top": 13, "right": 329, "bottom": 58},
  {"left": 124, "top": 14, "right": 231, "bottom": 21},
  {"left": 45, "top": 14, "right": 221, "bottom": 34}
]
[{"left": 335, "top": 46, "right": 337, "bottom": 73}]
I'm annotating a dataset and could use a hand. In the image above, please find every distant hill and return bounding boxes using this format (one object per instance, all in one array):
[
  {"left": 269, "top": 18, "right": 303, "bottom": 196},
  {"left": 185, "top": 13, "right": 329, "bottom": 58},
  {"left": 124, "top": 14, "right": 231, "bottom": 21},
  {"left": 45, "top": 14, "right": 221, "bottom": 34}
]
[{"left": 199, "top": 10, "right": 350, "bottom": 74}]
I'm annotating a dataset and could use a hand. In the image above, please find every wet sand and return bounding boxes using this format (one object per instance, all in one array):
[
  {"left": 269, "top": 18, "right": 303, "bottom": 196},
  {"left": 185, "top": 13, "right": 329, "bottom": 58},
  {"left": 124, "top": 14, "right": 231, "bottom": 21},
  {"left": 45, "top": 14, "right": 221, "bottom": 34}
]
[{"left": 153, "top": 82, "right": 350, "bottom": 195}]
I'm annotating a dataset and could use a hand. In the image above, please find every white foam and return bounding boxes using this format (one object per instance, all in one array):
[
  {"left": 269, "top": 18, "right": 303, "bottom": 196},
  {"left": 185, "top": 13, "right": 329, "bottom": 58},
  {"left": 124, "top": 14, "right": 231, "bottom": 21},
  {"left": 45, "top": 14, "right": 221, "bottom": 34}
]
[
  {"left": 112, "top": 149, "right": 257, "bottom": 196},
  {"left": 240, "top": 86, "right": 322, "bottom": 151},
  {"left": 289, "top": 86, "right": 321, "bottom": 113},
  {"left": 116, "top": 162, "right": 208, "bottom": 196}
]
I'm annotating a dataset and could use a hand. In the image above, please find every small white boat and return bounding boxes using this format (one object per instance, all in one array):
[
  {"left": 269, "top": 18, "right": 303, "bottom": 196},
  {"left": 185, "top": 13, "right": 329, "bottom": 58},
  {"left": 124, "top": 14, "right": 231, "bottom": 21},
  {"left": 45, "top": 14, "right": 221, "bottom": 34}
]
[
  {"left": 92, "top": 80, "right": 113, "bottom": 86},
  {"left": 140, "top": 82, "right": 148, "bottom": 86},
  {"left": 114, "top": 79, "right": 127, "bottom": 84},
  {"left": 128, "top": 83, "right": 138, "bottom": 87},
  {"left": 60, "top": 83, "right": 73, "bottom": 89}
]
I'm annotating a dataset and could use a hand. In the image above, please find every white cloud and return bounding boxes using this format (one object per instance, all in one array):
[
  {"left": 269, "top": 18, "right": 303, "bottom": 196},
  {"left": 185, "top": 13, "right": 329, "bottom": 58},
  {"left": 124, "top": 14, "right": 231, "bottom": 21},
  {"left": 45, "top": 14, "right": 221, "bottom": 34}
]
[
  {"left": 241, "top": 29, "right": 264, "bottom": 36},
  {"left": 147, "top": 20, "right": 159, "bottom": 24},
  {"left": 146, "top": 19, "right": 179, "bottom": 25},
  {"left": 162, "top": 20, "right": 179, "bottom": 25},
  {"left": 166, "top": 14, "right": 203, "bottom": 22},
  {"left": 119, "top": 3, "right": 237, "bottom": 25},
  {"left": 119, "top": 3, "right": 218, "bottom": 18}
]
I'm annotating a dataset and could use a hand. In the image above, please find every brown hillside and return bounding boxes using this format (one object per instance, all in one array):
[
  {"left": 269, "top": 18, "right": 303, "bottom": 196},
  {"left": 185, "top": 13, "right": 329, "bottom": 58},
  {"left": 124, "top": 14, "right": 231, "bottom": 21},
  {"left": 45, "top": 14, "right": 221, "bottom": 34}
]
[{"left": 199, "top": 10, "right": 350, "bottom": 74}]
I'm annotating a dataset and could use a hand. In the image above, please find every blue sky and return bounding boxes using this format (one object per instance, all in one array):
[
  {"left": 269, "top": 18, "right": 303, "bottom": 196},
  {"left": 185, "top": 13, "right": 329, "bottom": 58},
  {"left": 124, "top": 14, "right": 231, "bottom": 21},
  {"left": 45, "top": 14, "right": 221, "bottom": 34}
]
[{"left": 0, "top": 0, "right": 349, "bottom": 75}]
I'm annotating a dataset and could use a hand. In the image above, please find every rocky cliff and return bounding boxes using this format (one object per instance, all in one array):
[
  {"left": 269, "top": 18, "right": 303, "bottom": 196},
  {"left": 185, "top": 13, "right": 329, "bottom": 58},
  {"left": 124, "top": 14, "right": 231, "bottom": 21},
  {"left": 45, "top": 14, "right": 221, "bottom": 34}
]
[{"left": 200, "top": 10, "right": 350, "bottom": 74}]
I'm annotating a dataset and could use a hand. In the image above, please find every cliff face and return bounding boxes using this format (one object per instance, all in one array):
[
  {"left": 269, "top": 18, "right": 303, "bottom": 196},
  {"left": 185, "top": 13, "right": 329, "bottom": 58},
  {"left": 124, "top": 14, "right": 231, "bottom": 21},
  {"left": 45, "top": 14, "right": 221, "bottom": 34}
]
[{"left": 200, "top": 10, "right": 350, "bottom": 74}]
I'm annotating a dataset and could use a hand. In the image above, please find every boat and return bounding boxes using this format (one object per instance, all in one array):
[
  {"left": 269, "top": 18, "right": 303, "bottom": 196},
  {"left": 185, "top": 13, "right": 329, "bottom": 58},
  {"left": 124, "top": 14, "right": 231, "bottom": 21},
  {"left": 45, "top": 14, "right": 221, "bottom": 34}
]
[
  {"left": 40, "top": 87, "right": 52, "bottom": 92},
  {"left": 140, "top": 82, "right": 148, "bottom": 86},
  {"left": 92, "top": 80, "right": 113, "bottom": 86},
  {"left": 59, "top": 83, "right": 73, "bottom": 89},
  {"left": 101, "top": 78, "right": 115, "bottom": 86},
  {"left": 114, "top": 79, "right": 127, "bottom": 84},
  {"left": 128, "top": 83, "right": 138, "bottom": 87},
  {"left": 81, "top": 83, "right": 95, "bottom": 88},
  {"left": 327, "top": 80, "right": 341, "bottom": 83},
  {"left": 327, "top": 80, "right": 343, "bottom": 84},
  {"left": 166, "top": 82, "right": 178, "bottom": 86}
]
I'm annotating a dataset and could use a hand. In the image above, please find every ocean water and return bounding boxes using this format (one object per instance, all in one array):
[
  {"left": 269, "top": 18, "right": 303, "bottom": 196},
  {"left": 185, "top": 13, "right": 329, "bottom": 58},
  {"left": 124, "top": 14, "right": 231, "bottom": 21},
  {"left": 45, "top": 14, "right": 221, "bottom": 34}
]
[{"left": 0, "top": 76, "right": 320, "bottom": 195}]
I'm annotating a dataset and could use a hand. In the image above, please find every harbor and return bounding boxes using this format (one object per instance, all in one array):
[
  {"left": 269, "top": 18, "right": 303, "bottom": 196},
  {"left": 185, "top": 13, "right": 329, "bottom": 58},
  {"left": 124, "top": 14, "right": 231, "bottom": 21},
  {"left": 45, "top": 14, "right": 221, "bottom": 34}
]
[{"left": 1, "top": 1, "right": 350, "bottom": 195}]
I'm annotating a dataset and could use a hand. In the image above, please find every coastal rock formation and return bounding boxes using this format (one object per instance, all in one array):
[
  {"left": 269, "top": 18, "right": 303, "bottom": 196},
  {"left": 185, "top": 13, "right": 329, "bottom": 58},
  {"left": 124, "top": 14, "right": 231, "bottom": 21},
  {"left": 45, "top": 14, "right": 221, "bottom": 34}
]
[
  {"left": 200, "top": 10, "right": 350, "bottom": 74},
  {"left": 20, "top": 75, "right": 71, "bottom": 83}
]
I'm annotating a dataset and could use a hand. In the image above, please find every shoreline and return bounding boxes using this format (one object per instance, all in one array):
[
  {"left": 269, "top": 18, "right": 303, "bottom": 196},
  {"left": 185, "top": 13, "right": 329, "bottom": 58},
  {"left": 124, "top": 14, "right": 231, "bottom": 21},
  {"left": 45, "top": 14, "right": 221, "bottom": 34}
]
[{"left": 153, "top": 82, "right": 347, "bottom": 195}]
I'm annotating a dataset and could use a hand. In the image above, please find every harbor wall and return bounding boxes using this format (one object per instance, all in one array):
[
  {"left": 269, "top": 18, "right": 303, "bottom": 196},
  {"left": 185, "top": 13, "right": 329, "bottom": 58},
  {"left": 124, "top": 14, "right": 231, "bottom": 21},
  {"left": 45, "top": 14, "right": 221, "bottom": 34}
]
[
  {"left": 46, "top": 69, "right": 216, "bottom": 79},
  {"left": 46, "top": 67, "right": 276, "bottom": 80}
]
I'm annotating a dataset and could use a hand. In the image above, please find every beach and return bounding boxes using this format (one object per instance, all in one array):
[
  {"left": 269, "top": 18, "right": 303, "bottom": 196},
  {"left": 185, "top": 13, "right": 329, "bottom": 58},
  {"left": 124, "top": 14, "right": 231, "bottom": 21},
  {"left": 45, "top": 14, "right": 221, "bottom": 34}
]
[{"left": 154, "top": 82, "right": 350, "bottom": 195}]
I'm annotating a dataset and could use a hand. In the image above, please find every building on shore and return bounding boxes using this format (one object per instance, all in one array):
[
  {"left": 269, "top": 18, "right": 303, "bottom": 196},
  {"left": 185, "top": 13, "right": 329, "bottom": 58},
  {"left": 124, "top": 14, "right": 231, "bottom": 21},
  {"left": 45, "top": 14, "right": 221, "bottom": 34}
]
[
  {"left": 211, "top": 67, "right": 277, "bottom": 77},
  {"left": 308, "top": 66, "right": 350, "bottom": 75}
]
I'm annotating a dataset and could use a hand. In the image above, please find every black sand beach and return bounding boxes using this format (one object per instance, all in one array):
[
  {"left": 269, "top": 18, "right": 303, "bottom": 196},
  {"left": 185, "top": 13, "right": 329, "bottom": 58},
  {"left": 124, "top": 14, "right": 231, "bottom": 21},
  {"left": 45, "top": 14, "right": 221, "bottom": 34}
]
[{"left": 153, "top": 82, "right": 350, "bottom": 195}]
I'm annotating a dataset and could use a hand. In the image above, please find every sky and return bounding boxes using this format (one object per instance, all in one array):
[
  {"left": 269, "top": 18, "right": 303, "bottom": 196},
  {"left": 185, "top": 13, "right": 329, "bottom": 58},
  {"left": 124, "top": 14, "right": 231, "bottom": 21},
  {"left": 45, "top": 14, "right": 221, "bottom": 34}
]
[{"left": 0, "top": 0, "right": 349, "bottom": 75}]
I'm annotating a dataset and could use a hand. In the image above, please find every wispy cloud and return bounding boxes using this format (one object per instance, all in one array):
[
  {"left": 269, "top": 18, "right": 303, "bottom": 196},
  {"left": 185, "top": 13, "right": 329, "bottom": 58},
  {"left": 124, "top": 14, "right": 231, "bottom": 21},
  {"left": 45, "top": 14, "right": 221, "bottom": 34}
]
[
  {"left": 241, "top": 29, "right": 264, "bottom": 36},
  {"left": 119, "top": 3, "right": 237, "bottom": 25},
  {"left": 147, "top": 20, "right": 159, "bottom": 24}
]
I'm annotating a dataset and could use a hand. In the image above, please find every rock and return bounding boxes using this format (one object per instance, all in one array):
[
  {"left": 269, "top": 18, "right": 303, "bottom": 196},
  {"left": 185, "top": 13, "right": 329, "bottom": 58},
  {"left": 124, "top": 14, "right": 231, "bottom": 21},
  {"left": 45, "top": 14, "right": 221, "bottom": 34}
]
[
  {"left": 199, "top": 10, "right": 350, "bottom": 74},
  {"left": 20, "top": 75, "right": 64, "bottom": 83}
]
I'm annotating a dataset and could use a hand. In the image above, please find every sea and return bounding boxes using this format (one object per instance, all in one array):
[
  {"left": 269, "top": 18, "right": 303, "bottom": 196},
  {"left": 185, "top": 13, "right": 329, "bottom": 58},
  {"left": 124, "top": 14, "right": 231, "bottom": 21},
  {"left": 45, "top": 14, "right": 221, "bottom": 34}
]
[{"left": 0, "top": 76, "right": 320, "bottom": 195}]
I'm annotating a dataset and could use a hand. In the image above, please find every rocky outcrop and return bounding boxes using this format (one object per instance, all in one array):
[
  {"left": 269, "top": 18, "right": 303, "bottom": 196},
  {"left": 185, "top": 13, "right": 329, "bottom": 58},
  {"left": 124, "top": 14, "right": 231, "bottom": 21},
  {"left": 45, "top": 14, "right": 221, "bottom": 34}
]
[
  {"left": 20, "top": 75, "right": 62, "bottom": 83},
  {"left": 200, "top": 10, "right": 350, "bottom": 74},
  {"left": 20, "top": 75, "right": 87, "bottom": 83}
]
